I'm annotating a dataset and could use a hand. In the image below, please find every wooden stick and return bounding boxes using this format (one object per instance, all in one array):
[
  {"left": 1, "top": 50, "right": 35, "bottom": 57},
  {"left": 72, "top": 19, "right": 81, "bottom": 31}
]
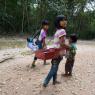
[{"left": 0, "top": 56, "right": 14, "bottom": 63}]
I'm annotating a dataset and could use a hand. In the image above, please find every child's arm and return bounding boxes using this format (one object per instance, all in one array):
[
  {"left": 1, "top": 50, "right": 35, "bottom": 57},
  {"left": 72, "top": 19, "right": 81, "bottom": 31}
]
[
  {"left": 59, "top": 36, "right": 70, "bottom": 50},
  {"left": 39, "top": 30, "right": 47, "bottom": 49},
  {"left": 63, "top": 44, "right": 70, "bottom": 50},
  {"left": 42, "top": 37, "right": 47, "bottom": 49}
]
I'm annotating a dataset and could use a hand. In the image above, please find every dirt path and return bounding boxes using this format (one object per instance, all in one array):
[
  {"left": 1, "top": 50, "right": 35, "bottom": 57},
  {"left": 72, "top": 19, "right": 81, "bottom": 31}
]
[{"left": 0, "top": 41, "right": 95, "bottom": 95}]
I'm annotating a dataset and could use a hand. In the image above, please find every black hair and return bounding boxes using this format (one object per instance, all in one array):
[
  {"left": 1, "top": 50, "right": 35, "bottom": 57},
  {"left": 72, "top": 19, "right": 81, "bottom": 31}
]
[
  {"left": 70, "top": 34, "right": 78, "bottom": 43},
  {"left": 42, "top": 20, "right": 49, "bottom": 26},
  {"left": 55, "top": 15, "right": 67, "bottom": 29}
]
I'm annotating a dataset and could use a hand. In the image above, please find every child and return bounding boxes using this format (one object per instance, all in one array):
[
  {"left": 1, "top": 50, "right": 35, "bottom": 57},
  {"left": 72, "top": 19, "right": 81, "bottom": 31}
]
[
  {"left": 43, "top": 15, "right": 67, "bottom": 87},
  {"left": 63, "top": 34, "right": 77, "bottom": 76},
  {"left": 31, "top": 20, "right": 49, "bottom": 68}
]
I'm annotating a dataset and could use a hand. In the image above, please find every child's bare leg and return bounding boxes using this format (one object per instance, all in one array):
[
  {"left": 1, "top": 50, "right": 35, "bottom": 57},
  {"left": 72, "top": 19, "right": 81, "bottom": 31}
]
[
  {"left": 43, "top": 60, "right": 49, "bottom": 65},
  {"left": 63, "top": 59, "right": 74, "bottom": 77},
  {"left": 62, "top": 60, "right": 69, "bottom": 76},
  {"left": 31, "top": 56, "right": 37, "bottom": 68},
  {"left": 65, "top": 62, "right": 69, "bottom": 75},
  {"left": 68, "top": 59, "right": 74, "bottom": 76},
  {"left": 43, "top": 60, "right": 46, "bottom": 65}
]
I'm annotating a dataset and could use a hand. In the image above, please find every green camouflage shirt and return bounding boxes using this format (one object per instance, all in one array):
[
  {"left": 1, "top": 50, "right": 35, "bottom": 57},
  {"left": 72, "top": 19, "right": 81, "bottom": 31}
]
[{"left": 66, "top": 43, "right": 77, "bottom": 60}]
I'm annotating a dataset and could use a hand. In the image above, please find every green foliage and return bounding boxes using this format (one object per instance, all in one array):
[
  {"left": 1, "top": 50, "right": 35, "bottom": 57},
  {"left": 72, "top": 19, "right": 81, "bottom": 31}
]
[{"left": 0, "top": 0, "right": 95, "bottom": 39}]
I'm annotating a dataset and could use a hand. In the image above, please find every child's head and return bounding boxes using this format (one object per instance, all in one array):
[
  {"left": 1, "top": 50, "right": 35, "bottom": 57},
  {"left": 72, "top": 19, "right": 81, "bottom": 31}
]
[
  {"left": 42, "top": 20, "right": 49, "bottom": 31},
  {"left": 55, "top": 15, "right": 67, "bottom": 29},
  {"left": 69, "top": 34, "right": 78, "bottom": 44}
]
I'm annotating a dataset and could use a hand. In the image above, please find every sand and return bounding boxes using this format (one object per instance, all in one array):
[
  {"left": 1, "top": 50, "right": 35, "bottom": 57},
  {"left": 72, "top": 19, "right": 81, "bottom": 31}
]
[{"left": 0, "top": 39, "right": 95, "bottom": 95}]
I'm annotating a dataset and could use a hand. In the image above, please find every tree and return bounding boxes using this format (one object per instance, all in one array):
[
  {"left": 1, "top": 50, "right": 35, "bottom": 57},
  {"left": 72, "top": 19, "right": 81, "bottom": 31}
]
[{"left": 0, "top": 0, "right": 95, "bottom": 39}]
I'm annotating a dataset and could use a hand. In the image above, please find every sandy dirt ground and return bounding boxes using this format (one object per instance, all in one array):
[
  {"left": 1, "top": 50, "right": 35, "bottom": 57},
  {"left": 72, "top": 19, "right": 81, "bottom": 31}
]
[{"left": 0, "top": 38, "right": 95, "bottom": 95}]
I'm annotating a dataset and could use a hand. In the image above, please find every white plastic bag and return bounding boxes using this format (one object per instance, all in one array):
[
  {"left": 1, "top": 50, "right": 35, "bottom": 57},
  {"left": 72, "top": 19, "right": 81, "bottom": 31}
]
[
  {"left": 47, "top": 45, "right": 55, "bottom": 49},
  {"left": 27, "top": 42, "right": 39, "bottom": 51}
]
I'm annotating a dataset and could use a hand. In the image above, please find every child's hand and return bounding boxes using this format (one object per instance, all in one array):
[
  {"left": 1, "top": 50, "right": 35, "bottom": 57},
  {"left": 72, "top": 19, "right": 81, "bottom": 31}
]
[
  {"left": 59, "top": 35, "right": 66, "bottom": 46},
  {"left": 59, "top": 50, "right": 66, "bottom": 56},
  {"left": 61, "top": 44, "right": 70, "bottom": 50}
]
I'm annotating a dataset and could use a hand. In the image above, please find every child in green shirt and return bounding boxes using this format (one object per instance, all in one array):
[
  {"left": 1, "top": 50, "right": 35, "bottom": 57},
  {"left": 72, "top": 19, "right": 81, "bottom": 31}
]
[{"left": 63, "top": 34, "right": 78, "bottom": 76}]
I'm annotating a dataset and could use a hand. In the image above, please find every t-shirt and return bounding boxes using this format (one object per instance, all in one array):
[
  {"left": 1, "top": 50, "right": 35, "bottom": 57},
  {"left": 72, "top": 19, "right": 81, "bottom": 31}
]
[
  {"left": 39, "top": 29, "right": 47, "bottom": 42},
  {"left": 53, "top": 29, "right": 66, "bottom": 48},
  {"left": 66, "top": 43, "right": 77, "bottom": 60}
]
